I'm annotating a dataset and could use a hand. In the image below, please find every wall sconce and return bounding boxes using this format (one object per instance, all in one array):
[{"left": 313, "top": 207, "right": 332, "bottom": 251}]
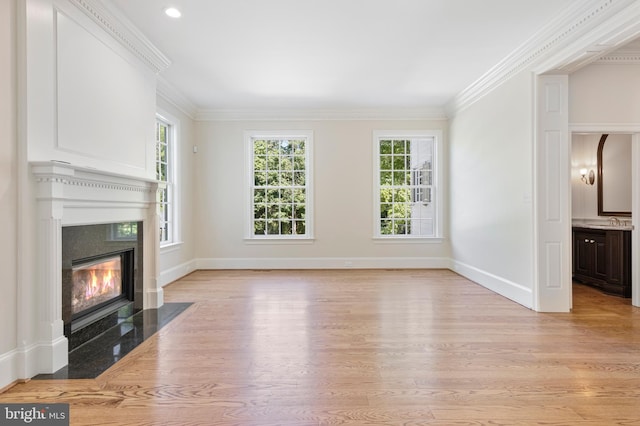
[{"left": 580, "top": 168, "right": 595, "bottom": 185}]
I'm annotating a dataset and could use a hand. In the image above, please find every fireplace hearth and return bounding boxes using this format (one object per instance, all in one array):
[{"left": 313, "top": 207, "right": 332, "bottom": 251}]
[{"left": 62, "top": 222, "right": 143, "bottom": 350}]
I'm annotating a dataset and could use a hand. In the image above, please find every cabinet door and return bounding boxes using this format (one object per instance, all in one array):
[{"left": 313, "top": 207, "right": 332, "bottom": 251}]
[
  {"left": 592, "top": 233, "right": 607, "bottom": 281},
  {"left": 606, "top": 230, "right": 626, "bottom": 286},
  {"left": 572, "top": 227, "right": 631, "bottom": 298},
  {"left": 574, "top": 233, "right": 589, "bottom": 276}
]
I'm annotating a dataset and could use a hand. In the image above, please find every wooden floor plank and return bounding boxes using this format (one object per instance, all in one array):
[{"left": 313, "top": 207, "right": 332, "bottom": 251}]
[{"left": 2, "top": 269, "right": 640, "bottom": 425}]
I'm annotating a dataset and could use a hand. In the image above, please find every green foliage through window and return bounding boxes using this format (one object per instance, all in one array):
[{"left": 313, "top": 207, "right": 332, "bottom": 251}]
[
  {"left": 156, "top": 118, "right": 172, "bottom": 243},
  {"left": 251, "top": 137, "right": 309, "bottom": 237},
  {"left": 379, "top": 139, "right": 412, "bottom": 235}
]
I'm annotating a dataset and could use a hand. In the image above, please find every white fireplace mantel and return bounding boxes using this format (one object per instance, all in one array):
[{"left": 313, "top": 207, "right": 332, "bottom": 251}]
[{"left": 29, "top": 161, "right": 163, "bottom": 373}]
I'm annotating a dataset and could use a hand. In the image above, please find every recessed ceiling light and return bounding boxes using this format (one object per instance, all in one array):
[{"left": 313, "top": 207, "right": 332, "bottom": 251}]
[{"left": 164, "top": 7, "right": 182, "bottom": 18}]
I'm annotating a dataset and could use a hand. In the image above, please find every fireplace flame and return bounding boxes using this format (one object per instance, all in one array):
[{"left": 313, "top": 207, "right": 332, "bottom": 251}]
[
  {"left": 72, "top": 257, "right": 123, "bottom": 315},
  {"left": 86, "top": 270, "right": 97, "bottom": 299},
  {"left": 104, "top": 268, "right": 114, "bottom": 289}
]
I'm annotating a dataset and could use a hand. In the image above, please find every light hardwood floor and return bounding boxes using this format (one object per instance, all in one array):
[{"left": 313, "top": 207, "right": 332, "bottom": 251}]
[{"left": 2, "top": 269, "right": 640, "bottom": 425}]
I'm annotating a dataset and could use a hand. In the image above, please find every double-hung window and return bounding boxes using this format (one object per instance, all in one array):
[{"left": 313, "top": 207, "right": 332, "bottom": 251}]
[
  {"left": 373, "top": 130, "right": 442, "bottom": 238},
  {"left": 156, "top": 115, "right": 176, "bottom": 245},
  {"left": 246, "top": 130, "right": 313, "bottom": 240}
]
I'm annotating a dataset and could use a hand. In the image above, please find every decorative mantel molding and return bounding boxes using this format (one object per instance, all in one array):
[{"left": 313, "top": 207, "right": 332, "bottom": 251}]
[{"left": 31, "top": 161, "right": 158, "bottom": 198}]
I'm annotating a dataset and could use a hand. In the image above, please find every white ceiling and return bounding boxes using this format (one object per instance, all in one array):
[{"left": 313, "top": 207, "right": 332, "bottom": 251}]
[{"left": 109, "top": 0, "right": 579, "bottom": 112}]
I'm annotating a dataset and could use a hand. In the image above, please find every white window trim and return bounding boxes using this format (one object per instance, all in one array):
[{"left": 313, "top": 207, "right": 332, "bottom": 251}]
[
  {"left": 244, "top": 130, "right": 314, "bottom": 241},
  {"left": 372, "top": 130, "right": 444, "bottom": 240},
  {"left": 156, "top": 109, "right": 181, "bottom": 248}
]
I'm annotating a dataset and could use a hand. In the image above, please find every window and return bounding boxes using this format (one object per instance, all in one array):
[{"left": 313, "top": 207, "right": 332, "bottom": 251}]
[
  {"left": 246, "top": 130, "right": 313, "bottom": 239},
  {"left": 156, "top": 116, "right": 176, "bottom": 245},
  {"left": 373, "top": 131, "right": 442, "bottom": 238}
]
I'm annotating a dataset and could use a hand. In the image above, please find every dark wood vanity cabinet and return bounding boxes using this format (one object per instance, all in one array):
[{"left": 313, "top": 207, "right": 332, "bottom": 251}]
[{"left": 572, "top": 227, "right": 631, "bottom": 297}]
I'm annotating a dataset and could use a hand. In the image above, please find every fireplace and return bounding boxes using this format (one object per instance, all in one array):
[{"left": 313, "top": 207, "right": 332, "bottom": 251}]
[
  {"left": 62, "top": 222, "right": 143, "bottom": 350},
  {"left": 30, "top": 162, "right": 162, "bottom": 374}
]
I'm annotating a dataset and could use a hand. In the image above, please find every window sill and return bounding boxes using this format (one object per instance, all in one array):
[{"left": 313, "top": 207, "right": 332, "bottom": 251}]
[
  {"left": 244, "top": 238, "right": 315, "bottom": 245},
  {"left": 160, "top": 241, "right": 184, "bottom": 253},
  {"left": 373, "top": 237, "right": 444, "bottom": 244}
]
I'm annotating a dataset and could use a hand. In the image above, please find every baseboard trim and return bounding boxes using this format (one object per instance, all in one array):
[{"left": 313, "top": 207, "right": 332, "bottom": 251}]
[
  {"left": 159, "top": 259, "right": 198, "bottom": 287},
  {"left": 452, "top": 260, "right": 533, "bottom": 309},
  {"left": 0, "top": 379, "right": 21, "bottom": 395},
  {"left": 37, "top": 336, "right": 69, "bottom": 374},
  {"left": 195, "top": 257, "right": 453, "bottom": 270},
  {"left": 164, "top": 257, "right": 532, "bottom": 309},
  {"left": 0, "top": 349, "right": 19, "bottom": 392},
  {"left": 145, "top": 287, "right": 164, "bottom": 309},
  {"left": 0, "top": 337, "right": 71, "bottom": 391}
]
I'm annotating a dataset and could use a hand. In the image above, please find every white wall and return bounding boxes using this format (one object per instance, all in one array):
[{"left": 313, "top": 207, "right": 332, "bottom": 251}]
[
  {"left": 194, "top": 119, "right": 451, "bottom": 268},
  {"left": 570, "top": 63, "right": 640, "bottom": 125},
  {"left": 571, "top": 134, "right": 599, "bottom": 220},
  {"left": 449, "top": 70, "right": 535, "bottom": 307},
  {"left": 0, "top": 0, "right": 18, "bottom": 390},
  {"left": 157, "top": 98, "right": 198, "bottom": 285}
]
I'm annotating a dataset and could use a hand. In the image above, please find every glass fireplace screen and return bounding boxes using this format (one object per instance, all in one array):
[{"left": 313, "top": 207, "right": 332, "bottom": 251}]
[{"left": 71, "top": 255, "right": 123, "bottom": 315}]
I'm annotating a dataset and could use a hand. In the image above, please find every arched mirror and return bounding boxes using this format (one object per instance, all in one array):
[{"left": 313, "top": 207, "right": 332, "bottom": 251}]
[{"left": 597, "top": 134, "right": 632, "bottom": 217}]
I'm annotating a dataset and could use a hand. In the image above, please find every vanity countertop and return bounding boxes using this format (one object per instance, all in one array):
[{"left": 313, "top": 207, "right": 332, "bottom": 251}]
[
  {"left": 573, "top": 222, "right": 633, "bottom": 231},
  {"left": 578, "top": 224, "right": 633, "bottom": 231}
]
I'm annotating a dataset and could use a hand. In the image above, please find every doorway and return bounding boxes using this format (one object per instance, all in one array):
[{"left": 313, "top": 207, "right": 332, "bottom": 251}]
[
  {"left": 570, "top": 131, "right": 636, "bottom": 305},
  {"left": 534, "top": 76, "right": 639, "bottom": 311}
]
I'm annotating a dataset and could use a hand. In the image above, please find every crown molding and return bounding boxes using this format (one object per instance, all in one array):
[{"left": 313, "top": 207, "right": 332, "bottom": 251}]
[
  {"left": 446, "top": 0, "right": 640, "bottom": 117},
  {"left": 156, "top": 77, "right": 198, "bottom": 120},
  {"left": 194, "top": 107, "right": 447, "bottom": 122},
  {"left": 153, "top": 88, "right": 446, "bottom": 122},
  {"left": 535, "top": 0, "right": 640, "bottom": 74},
  {"left": 596, "top": 52, "right": 640, "bottom": 64},
  {"left": 68, "top": 0, "right": 171, "bottom": 73}
]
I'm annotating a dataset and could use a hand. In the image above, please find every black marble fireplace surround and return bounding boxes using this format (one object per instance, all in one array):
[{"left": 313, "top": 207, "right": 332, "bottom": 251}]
[
  {"left": 62, "top": 222, "right": 144, "bottom": 350},
  {"left": 52, "top": 223, "right": 193, "bottom": 379}
]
